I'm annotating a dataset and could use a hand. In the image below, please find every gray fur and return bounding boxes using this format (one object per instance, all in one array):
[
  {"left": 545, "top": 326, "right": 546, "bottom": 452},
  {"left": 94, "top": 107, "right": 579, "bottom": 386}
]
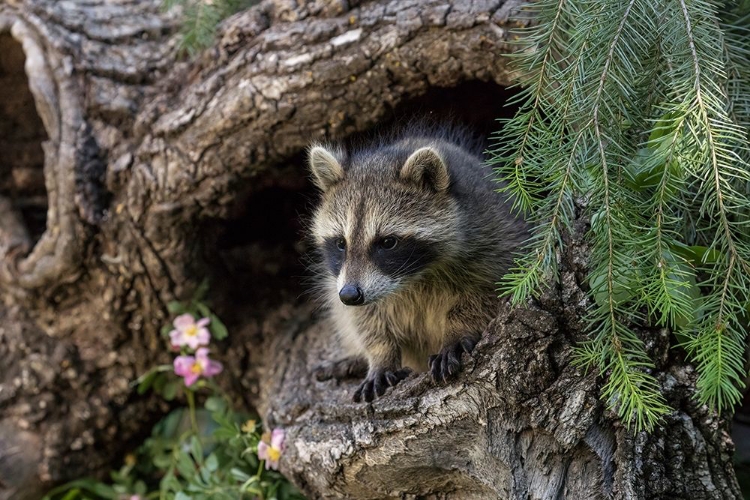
[{"left": 307, "top": 125, "right": 528, "bottom": 402}]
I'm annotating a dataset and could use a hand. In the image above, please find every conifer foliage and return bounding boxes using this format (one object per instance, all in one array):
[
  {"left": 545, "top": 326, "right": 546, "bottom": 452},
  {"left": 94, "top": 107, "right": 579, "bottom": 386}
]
[
  {"left": 163, "top": 0, "right": 257, "bottom": 54},
  {"left": 492, "top": 0, "right": 750, "bottom": 431}
]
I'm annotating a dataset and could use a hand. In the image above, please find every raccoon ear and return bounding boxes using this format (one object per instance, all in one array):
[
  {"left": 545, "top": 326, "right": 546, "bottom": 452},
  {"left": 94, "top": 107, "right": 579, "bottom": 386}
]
[
  {"left": 400, "top": 147, "right": 450, "bottom": 192},
  {"left": 308, "top": 146, "right": 344, "bottom": 191}
]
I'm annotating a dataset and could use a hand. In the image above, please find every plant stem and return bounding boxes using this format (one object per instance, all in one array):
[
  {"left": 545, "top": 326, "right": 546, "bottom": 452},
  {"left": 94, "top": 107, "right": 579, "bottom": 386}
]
[
  {"left": 186, "top": 389, "right": 199, "bottom": 434},
  {"left": 256, "top": 459, "right": 264, "bottom": 479}
]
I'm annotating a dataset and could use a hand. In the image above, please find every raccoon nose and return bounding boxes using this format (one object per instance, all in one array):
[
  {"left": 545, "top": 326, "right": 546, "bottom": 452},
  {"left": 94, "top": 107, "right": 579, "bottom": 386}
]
[{"left": 339, "top": 284, "right": 364, "bottom": 305}]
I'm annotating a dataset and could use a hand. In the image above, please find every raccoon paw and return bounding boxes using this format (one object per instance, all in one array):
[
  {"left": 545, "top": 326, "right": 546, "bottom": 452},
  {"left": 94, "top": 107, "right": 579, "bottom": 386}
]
[
  {"left": 314, "top": 357, "right": 369, "bottom": 381},
  {"left": 429, "top": 336, "right": 477, "bottom": 384},
  {"left": 353, "top": 368, "right": 412, "bottom": 403}
]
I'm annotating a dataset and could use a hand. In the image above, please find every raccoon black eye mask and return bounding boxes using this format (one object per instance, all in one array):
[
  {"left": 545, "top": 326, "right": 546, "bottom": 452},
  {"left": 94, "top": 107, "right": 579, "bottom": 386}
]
[
  {"left": 308, "top": 128, "right": 528, "bottom": 402},
  {"left": 323, "top": 235, "right": 437, "bottom": 282},
  {"left": 369, "top": 236, "right": 438, "bottom": 278}
]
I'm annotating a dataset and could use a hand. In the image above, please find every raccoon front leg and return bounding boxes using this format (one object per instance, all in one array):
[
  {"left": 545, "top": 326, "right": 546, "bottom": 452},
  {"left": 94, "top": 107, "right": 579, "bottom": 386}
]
[
  {"left": 429, "top": 336, "right": 478, "bottom": 383},
  {"left": 353, "top": 340, "right": 411, "bottom": 403},
  {"left": 314, "top": 357, "right": 368, "bottom": 381},
  {"left": 429, "top": 299, "right": 486, "bottom": 384}
]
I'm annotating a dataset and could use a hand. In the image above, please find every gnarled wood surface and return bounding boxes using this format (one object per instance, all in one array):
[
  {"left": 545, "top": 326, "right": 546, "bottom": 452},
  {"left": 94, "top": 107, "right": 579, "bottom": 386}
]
[{"left": 0, "top": 0, "right": 740, "bottom": 498}]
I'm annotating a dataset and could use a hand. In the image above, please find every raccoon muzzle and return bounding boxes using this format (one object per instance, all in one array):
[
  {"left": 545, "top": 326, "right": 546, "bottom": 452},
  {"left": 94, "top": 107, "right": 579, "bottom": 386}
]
[{"left": 339, "top": 284, "right": 365, "bottom": 306}]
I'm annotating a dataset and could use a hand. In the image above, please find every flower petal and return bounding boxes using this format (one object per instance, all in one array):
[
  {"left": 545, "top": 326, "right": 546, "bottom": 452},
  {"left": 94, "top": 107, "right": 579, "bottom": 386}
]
[
  {"left": 270, "top": 428, "right": 285, "bottom": 450},
  {"left": 169, "top": 329, "right": 184, "bottom": 346},
  {"left": 257, "top": 441, "right": 269, "bottom": 460},
  {"left": 173, "top": 313, "right": 196, "bottom": 331},
  {"left": 265, "top": 459, "right": 278, "bottom": 471},
  {"left": 195, "top": 347, "right": 210, "bottom": 360},
  {"left": 203, "top": 360, "right": 223, "bottom": 378},
  {"left": 174, "top": 356, "right": 195, "bottom": 377},
  {"left": 185, "top": 335, "right": 202, "bottom": 350},
  {"left": 183, "top": 372, "right": 199, "bottom": 387},
  {"left": 197, "top": 317, "right": 210, "bottom": 327},
  {"left": 196, "top": 328, "right": 211, "bottom": 346}
]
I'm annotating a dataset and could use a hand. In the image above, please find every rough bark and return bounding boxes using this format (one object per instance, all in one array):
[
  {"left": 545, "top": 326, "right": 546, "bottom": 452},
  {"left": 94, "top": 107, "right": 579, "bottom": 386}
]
[{"left": 0, "top": 0, "right": 741, "bottom": 499}]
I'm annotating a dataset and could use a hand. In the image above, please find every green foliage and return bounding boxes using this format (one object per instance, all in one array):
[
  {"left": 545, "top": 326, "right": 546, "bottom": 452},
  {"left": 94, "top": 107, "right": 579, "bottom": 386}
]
[
  {"left": 43, "top": 406, "right": 303, "bottom": 500},
  {"left": 163, "top": 0, "right": 258, "bottom": 55},
  {"left": 44, "top": 295, "right": 304, "bottom": 500},
  {"left": 492, "top": 0, "right": 750, "bottom": 430}
]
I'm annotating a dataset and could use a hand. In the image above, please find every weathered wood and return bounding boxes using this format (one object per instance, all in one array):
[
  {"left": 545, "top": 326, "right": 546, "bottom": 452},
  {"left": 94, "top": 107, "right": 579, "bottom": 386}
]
[
  {"left": 0, "top": 0, "right": 740, "bottom": 499},
  {"left": 253, "top": 221, "right": 740, "bottom": 499}
]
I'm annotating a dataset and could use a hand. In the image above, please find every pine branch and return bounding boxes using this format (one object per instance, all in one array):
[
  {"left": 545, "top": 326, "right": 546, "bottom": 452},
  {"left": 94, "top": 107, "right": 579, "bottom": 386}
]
[
  {"left": 671, "top": 0, "right": 750, "bottom": 411},
  {"left": 493, "top": 0, "right": 750, "bottom": 429},
  {"left": 493, "top": 1, "right": 603, "bottom": 303}
]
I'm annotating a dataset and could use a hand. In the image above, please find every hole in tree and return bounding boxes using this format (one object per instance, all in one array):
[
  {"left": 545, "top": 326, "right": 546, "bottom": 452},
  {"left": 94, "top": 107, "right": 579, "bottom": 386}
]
[
  {"left": 0, "top": 32, "right": 49, "bottom": 244},
  {"left": 204, "top": 80, "right": 520, "bottom": 324},
  {"left": 204, "top": 166, "right": 313, "bottom": 325},
  {"left": 369, "top": 80, "right": 520, "bottom": 140}
]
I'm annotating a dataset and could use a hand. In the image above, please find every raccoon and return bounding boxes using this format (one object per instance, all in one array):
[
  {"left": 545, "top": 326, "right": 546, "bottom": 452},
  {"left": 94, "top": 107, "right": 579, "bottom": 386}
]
[{"left": 307, "top": 126, "right": 528, "bottom": 403}]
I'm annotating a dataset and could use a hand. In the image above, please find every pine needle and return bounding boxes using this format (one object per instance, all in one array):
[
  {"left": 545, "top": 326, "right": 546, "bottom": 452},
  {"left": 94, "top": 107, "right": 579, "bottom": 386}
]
[{"left": 493, "top": 0, "right": 750, "bottom": 430}]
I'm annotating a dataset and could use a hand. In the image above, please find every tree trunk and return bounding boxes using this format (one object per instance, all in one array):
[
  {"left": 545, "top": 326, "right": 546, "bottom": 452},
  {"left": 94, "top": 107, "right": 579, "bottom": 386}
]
[{"left": 0, "top": 0, "right": 741, "bottom": 499}]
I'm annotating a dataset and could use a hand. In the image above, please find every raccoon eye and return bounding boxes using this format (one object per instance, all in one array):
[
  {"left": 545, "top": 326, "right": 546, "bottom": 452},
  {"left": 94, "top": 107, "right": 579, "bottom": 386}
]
[
  {"left": 380, "top": 236, "right": 398, "bottom": 250},
  {"left": 336, "top": 238, "right": 346, "bottom": 251}
]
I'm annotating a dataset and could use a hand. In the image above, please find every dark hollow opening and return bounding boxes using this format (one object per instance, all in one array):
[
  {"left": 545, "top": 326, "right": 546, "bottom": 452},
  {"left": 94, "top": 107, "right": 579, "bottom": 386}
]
[
  {"left": 357, "top": 80, "right": 520, "bottom": 144},
  {"left": 0, "top": 32, "right": 49, "bottom": 244},
  {"left": 204, "top": 80, "right": 520, "bottom": 325}
]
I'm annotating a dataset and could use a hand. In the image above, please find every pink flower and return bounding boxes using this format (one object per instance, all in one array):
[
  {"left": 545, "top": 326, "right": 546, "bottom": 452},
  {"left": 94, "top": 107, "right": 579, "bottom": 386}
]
[
  {"left": 173, "top": 348, "right": 223, "bottom": 387},
  {"left": 258, "top": 428, "right": 285, "bottom": 470},
  {"left": 169, "top": 314, "right": 210, "bottom": 350}
]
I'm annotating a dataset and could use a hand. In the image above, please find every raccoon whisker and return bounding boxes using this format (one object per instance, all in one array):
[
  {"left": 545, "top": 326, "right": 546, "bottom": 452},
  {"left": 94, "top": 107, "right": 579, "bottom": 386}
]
[{"left": 388, "top": 246, "right": 421, "bottom": 279}]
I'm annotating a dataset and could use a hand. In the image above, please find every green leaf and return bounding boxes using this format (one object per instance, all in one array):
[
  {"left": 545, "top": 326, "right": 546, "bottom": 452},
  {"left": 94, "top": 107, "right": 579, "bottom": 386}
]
[
  {"left": 205, "top": 453, "right": 219, "bottom": 472},
  {"left": 190, "top": 436, "right": 204, "bottom": 463},
  {"left": 167, "top": 301, "right": 188, "bottom": 314},
  {"left": 42, "top": 479, "right": 119, "bottom": 500},
  {"left": 136, "top": 370, "right": 158, "bottom": 394},
  {"left": 210, "top": 315, "right": 229, "bottom": 340},
  {"left": 133, "top": 365, "right": 173, "bottom": 393},
  {"left": 647, "top": 111, "right": 681, "bottom": 145},
  {"left": 213, "top": 427, "right": 239, "bottom": 441},
  {"left": 60, "top": 489, "right": 81, "bottom": 500},
  {"left": 195, "top": 302, "right": 212, "bottom": 319},
  {"left": 134, "top": 480, "right": 147, "bottom": 495},
  {"left": 623, "top": 148, "right": 663, "bottom": 191},
  {"left": 152, "top": 373, "right": 168, "bottom": 395},
  {"left": 161, "top": 380, "right": 179, "bottom": 401},
  {"left": 589, "top": 268, "right": 635, "bottom": 307},
  {"left": 230, "top": 468, "right": 252, "bottom": 482},
  {"left": 193, "top": 279, "right": 211, "bottom": 302},
  {"left": 685, "top": 246, "right": 723, "bottom": 265},
  {"left": 176, "top": 452, "right": 196, "bottom": 480},
  {"left": 204, "top": 396, "right": 227, "bottom": 413}
]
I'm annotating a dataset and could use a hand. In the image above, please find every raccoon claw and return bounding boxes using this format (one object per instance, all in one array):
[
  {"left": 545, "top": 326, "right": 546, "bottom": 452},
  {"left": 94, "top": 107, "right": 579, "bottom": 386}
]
[
  {"left": 353, "top": 368, "right": 412, "bottom": 403},
  {"left": 429, "top": 336, "right": 478, "bottom": 384},
  {"left": 314, "top": 357, "right": 369, "bottom": 381}
]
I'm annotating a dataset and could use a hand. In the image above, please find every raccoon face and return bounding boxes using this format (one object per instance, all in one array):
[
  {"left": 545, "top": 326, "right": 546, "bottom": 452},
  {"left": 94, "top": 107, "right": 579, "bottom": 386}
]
[{"left": 309, "top": 143, "right": 459, "bottom": 306}]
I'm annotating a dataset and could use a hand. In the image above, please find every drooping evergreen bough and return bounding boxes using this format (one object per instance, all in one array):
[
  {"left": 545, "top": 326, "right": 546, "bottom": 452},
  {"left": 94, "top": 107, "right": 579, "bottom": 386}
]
[{"left": 491, "top": 0, "right": 750, "bottom": 431}]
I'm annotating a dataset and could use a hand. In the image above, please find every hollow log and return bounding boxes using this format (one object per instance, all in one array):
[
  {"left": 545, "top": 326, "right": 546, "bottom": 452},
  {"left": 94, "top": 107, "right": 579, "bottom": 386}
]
[{"left": 0, "top": 0, "right": 741, "bottom": 498}]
